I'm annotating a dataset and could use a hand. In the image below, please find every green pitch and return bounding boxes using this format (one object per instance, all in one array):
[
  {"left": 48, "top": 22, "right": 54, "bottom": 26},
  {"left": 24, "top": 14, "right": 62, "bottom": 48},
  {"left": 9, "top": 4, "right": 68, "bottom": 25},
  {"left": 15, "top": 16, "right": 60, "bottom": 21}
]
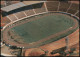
[{"left": 11, "top": 13, "right": 75, "bottom": 43}]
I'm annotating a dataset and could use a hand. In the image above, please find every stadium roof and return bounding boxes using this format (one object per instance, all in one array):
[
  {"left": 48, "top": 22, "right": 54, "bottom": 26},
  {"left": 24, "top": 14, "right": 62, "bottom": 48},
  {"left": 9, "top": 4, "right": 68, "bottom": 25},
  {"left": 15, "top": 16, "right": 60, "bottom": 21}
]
[
  {"left": 1, "top": 2, "right": 26, "bottom": 12},
  {"left": 1, "top": 1, "right": 45, "bottom": 12}
]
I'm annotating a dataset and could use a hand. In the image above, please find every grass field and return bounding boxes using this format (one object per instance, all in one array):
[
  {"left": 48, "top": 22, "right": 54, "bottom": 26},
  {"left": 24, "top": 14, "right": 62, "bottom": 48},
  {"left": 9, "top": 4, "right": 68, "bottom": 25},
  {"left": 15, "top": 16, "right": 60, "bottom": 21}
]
[{"left": 10, "top": 13, "right": 75, "bottom": 43}]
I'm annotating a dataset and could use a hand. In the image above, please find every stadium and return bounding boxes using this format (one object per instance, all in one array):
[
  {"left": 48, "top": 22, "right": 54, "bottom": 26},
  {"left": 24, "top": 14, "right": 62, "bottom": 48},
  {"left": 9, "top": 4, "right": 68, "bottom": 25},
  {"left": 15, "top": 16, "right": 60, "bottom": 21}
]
[{"left": 1, "top": 0, "right": 79, "bottom": 56}]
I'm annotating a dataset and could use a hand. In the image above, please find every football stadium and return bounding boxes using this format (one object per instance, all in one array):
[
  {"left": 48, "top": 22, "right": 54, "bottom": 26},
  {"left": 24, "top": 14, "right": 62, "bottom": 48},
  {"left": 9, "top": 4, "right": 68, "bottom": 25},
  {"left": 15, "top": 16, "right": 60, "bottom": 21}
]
[{"left": 1, "top": 0, "right": 79, "bottom": 56}]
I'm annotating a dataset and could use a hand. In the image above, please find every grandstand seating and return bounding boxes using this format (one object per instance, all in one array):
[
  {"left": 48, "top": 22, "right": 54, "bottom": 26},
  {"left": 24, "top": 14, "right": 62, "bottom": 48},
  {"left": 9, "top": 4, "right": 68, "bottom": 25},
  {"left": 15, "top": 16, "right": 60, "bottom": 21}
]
[
  {"left": 8, "top": 14, "right": 18, "bottom": 21},
  {"left": 1, "top": 17, "right": 11, "bottom": 23},
  {"left": 23, "top": 5, "right": 35, "bottom": 16},
  {"left": 14, "top": 12, "right": 26, "bottom": 19},
  {"left": 46, "top": 1, "right": 79, "bottom": 18},
  {"left": 59, "top": 2, "right": 71, "bottom": 12},
  {"left": 14, "top": 8, "right": 26, "bottom": 19},
  {"left": 39, "top": 3, "right": 47, "bottom": 12},
  {"left": 1, "top": 16, "right": 11, "bottom": 26},
  {"left": 2, "top": 11, "right": 18, "bottom": 21},
  {"left": 32, "top": 3, "right": 46, "bottom": 13},
  {"left": 3, "top": 7, "right": 27, "bottom": 21},
  {"left": 67, "top": 3, "right": 79, "bottom": 14},
  {"left": 1, "top": 23, "right": 6, "bottom": 27},
  {"left": 46, "top": 1, "right": 59, "bottom": 11}
]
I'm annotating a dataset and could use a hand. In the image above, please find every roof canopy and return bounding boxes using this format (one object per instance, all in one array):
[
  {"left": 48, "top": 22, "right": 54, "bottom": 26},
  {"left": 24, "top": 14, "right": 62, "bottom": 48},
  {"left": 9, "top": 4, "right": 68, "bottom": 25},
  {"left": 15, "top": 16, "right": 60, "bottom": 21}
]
[
  {"left": 1, "top": 1, "right": 45, "bottom": 12},
  {"left": 1, "top": 2, "right": 26, "bottom": 12}
]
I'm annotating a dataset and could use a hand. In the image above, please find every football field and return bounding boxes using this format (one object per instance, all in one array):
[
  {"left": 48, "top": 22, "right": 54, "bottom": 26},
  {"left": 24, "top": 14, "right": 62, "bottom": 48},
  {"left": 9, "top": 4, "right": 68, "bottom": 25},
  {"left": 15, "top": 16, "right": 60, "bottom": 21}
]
[{"left": 10, "top": 13, "right": 76, "bottom": 43}]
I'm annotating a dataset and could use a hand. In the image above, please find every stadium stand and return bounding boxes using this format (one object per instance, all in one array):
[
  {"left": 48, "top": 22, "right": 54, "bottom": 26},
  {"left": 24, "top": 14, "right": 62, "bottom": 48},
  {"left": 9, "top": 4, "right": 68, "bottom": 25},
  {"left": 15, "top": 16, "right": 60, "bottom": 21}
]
[
  {"left": 23, "top": 5, "right": 35, "bottom": 16},
  {"left": 8, "top": 14, "right": 18, "bottom": 21},
  {"left": 14, "top": 11, "right": 26, "bottom": 19},
  {"left": 46, "top": 1, "right": 59, "bottom": 11},
  {"left": 1, "top": 16, "right": 11, "bottom": 25},
  {"left": 39, "top": 3, "right": 47, "bottom": 12},
  {"left": 59, "top": 1, "right": 71, "bottom": 12},
  {"left": 32, "top": 3, "right": 46, "bottom": 14},
  {"left": 1, "top": 23, "right": 6, "bottom": 27},
  {"left": 2, "top": 8, "right": 27, "bottom": 21},
  {"left": 67, "top": 3, "right": 79, "bottom": 14},
  {"left": 2, "top": 11, "right": 18, "bottom": 21},
  {"left": 40, "top": 3, "right": 47, "bottom": 12}
]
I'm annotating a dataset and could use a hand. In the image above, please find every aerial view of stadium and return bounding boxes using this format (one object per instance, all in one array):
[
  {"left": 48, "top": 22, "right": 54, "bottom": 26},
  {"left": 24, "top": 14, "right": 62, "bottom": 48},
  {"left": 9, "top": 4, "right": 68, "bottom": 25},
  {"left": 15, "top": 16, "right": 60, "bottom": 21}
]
[{"left": 1, "top": 0, "right": 79, "bottom": 56}]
